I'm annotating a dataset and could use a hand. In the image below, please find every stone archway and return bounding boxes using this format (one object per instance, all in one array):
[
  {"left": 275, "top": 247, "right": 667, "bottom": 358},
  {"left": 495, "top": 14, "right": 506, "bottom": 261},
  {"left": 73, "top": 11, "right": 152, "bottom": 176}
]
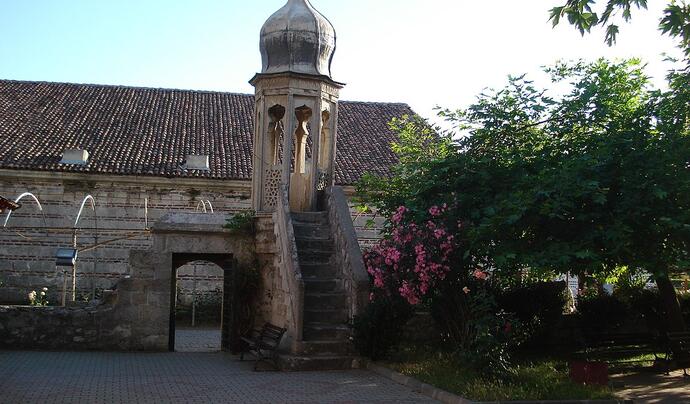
[
  {"left": 169, "top": 253, "right": 235, "bottom": 352},
  {"left": 124, "top": 212, "right": 257, "bottom": 352}
]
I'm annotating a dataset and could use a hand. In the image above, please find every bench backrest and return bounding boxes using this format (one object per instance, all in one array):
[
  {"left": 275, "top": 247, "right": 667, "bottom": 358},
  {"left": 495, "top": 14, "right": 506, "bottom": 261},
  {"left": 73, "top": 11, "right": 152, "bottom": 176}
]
[
  {"left": 585, "top": 332, "right": 659, "bottom": 348},
  {"left": 259, "top": 323, "right": 287, "bottom": 349}
]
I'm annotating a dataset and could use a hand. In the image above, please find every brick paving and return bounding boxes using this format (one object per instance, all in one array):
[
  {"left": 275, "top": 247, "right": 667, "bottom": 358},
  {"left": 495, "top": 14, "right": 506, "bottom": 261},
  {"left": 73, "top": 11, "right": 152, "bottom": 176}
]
[
  {"left": 175, "top": 327, "right": 222, "bottom": 352},
  {"left": 612, "top": 369, "right": 690, "bottom": 404},
  {"left": 0, "top": 351, "right": 436, "bottom": 403}
]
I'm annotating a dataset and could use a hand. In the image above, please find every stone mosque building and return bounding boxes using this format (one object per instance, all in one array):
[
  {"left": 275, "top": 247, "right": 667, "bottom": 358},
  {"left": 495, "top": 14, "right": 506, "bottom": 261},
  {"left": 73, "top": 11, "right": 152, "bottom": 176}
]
[{"left": 0, "top": 0, "right": 413, "bottom": 367}]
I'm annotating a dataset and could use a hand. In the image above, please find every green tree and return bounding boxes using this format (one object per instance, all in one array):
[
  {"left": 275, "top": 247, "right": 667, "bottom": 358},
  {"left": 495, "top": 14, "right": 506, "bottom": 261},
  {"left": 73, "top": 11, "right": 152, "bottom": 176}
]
[
  {"left": 359, "top": 59, "right": 690, "bottom": 332},
  {"left": 549, "top": 0, "right": 690, "bottom": 53}
]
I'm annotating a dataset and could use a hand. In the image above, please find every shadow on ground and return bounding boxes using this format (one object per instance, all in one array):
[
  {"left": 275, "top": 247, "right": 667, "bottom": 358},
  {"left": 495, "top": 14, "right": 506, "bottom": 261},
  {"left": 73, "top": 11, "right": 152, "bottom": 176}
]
[{"left": 613, "top": 369, "right": 689, "bottom": 404}]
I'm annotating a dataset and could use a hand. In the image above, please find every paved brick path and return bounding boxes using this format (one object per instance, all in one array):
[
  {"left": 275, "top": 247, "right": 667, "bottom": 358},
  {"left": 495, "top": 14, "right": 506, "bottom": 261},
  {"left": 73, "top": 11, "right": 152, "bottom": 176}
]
[
  {"left": 0, "top": 351, "right": 436, "bottom": 403},
  {"left": 612, "top": 369, "right": 690, "bottom": 403},
  {"left": 175, "top": 327, "right": 222, "bottom": 352}
]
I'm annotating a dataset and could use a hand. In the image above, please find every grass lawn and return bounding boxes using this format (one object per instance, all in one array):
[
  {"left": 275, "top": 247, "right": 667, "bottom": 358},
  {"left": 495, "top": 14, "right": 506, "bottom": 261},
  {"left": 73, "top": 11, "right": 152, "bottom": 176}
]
[{"left": 383, "top": 346, "right": 618, "bottom": 401}]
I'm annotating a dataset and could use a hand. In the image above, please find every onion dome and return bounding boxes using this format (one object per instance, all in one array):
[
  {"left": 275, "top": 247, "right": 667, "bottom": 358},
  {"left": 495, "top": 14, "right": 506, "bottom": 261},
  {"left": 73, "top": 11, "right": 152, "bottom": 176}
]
[{"left": 259, "top": 0, "right": 336, "bottom": 78}]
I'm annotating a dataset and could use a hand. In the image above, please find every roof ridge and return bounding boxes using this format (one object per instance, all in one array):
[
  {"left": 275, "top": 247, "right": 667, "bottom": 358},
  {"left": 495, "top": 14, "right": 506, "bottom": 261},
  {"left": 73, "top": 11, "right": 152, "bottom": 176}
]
[
  {"left": 0, "top": 78, "right": 412, "bottom": 107},
  {"left": 0, "top": 78, "right": 253, "bottom": 98},
  {"left": 339, "top": 99, "right": 411, "bottom": 107}
]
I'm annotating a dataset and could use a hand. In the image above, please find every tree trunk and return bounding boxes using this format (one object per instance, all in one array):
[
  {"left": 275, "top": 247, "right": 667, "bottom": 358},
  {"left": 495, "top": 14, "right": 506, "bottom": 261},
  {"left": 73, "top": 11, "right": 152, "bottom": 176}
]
[{"left": 655, "top": 274, "right": 686, "bottom": 332}]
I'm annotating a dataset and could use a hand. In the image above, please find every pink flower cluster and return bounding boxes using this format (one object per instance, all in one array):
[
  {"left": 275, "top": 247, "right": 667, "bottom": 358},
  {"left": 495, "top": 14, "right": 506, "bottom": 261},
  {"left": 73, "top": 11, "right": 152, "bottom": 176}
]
[{"left": 365, "top": 204, "right": 456, "bottom": 305}]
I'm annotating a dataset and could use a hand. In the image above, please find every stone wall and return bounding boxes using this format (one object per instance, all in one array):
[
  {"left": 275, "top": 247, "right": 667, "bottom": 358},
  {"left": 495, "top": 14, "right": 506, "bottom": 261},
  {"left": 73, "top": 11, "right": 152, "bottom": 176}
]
[
  {"left": 0, "top": 213, "right": 257, "bottom": 352},
  {"left": 326, "top": 187, "right": 369, "bottom": 320},
  {"left": 0, "top": 170, "right": 251, "bottom": 304},
  {"left": 0, "top": 275, "right": 169, "bottom": 351},
  {"left": 0, "top": 171, "right": 382, "bottom": 305},
  {"left": 0, "top": 170, "right": 384, "bottom": 353},
  {"left": 253, "top": 214, "right": 283, "bottom": 331}
]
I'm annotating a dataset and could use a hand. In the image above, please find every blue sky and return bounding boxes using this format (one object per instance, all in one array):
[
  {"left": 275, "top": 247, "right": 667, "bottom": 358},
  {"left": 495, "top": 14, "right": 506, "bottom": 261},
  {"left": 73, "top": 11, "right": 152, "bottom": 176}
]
[{"left": 0, "top": 0, "right": 679, "bottom": 121}]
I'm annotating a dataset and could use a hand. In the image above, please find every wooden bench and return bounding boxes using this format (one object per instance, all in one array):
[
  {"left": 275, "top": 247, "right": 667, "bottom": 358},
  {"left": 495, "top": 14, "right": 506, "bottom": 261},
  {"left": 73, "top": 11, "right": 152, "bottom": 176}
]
[
  {"left": 662, "top": 331, "right": 690, "bottom": 377},
  {"left": 575, "top": 332, "right": 664, "bottom": 368},
  {"left": 239, "top": 323, "right": 287, "bottom": 370}
]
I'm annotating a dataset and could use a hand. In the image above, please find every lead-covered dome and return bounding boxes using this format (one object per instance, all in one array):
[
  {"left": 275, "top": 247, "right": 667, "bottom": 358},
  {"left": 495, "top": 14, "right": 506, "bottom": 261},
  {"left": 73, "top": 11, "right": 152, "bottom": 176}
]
[{"left": 260, "top": 0, "right": 336, "bottom": 78}]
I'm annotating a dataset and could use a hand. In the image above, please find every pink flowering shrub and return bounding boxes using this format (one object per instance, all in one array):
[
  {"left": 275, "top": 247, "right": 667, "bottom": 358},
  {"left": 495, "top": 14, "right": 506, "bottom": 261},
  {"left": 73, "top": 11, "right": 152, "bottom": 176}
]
[
  {"left": 364, "top": 204, "right": 456, "bottom": 305},
  {"left": 362, "top": 204, "right": 519, "bottom": 375}
]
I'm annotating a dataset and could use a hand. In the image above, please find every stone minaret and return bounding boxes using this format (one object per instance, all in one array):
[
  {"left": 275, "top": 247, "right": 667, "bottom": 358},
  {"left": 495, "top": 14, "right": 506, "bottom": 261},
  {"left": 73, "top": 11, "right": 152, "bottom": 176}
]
[{"left": 251, "top": 0, "right": 344, "bottom": 213}]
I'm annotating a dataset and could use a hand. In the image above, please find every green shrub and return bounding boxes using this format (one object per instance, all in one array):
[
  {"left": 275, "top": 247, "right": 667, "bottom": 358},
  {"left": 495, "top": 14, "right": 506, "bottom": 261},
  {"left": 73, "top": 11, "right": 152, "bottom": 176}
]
[
  {"left": 498, "top": 281, "right": 568, "bottom": 346},
  {"left": 429, "top": 280, "right": 520, "bottom": 377},
  {"left": 577, "top": 293, "right": 629, "bottom": 333},
  {"left": 615, "top": 287, "right": 664, "bottom": 331},
  {"left": 224, "top": 210, "right": 255, "bottom": 233},
  {"left": 353, "top": 295, "right": 413, "bottom": 360}
]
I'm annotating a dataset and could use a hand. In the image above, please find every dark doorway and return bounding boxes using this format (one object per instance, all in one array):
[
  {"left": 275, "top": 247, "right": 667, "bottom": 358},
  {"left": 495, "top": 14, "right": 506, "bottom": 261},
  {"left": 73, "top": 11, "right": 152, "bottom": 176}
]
[{"left": 169, "top": 253, "right": 236, "bottom": 352}]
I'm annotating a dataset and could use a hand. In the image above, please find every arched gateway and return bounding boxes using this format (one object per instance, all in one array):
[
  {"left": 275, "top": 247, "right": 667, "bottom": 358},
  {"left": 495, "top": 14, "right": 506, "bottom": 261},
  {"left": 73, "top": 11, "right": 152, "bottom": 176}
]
[{"left": 124, "top": 212, "right": 257, "bottom": 352}]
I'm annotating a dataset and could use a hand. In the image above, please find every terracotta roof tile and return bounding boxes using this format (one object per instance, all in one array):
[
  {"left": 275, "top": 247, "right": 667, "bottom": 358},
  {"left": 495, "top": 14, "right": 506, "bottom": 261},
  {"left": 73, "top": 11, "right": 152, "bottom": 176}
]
[{"left": 0, "top": 80, "right": 413, "bottom": 185}]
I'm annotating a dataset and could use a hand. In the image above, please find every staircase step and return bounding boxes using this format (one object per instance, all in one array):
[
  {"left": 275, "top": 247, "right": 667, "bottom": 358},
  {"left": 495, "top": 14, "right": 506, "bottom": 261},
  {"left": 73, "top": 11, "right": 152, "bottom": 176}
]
[
  {"left": 305, "top": 293, "right": 348, "bottom": 309},
  {"left": 292, "top": 223, "right": 331, "bottom": 240},
  {"left": 304, "top": 279, "right": 341, "bottom": 293},
  {"left": 301, "top": 263, "right": 338, "bottom": 278},
  {"left": 296, "top": 238, "right": 334, "bottom": 251},
  {"left": 305, "top": 309, "right": 349, "bottom": 324},
  {"left": 278, "top": 354, "right": 363, "bottom": 371},
  {"left": 300, "top": 340, "right": 355, "bottom": 356},
  {"left": 291, "top": 212, "right": 328, "bottom": 224},
  {"left": 293, "top": 224, "right": 330, "bottom": 240},
  {"left": 303, "top": 323, "right": 351, "bottom": 340},
  {"left": 298, "top": 250, "right": 333, "bottom": 265}
]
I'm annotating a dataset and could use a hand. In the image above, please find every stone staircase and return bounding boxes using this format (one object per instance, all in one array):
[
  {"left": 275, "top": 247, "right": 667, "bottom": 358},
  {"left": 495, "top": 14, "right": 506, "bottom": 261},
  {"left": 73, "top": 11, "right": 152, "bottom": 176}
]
[{"left": 283, "top": 211, "right": 359, "bottom": 370}]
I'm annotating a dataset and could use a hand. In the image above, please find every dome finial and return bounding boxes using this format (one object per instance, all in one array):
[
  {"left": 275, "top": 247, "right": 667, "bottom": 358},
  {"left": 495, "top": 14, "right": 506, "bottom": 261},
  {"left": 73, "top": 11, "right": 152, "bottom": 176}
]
[{"left": 259, "top": 0, "right": 336, "bottom": 78}]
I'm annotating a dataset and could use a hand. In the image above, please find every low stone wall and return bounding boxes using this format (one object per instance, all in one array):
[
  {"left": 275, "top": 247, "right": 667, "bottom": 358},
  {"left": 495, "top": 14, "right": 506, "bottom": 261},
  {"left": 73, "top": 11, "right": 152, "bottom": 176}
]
[
  {"left": 0, "top": 277, "right": 169, "bottom": 351},
  {"left": 0, "top": 303, "right": 117, "bottom": 350},
  {"left": 326, "top": 187, "right": 369, "bottom": 320}
]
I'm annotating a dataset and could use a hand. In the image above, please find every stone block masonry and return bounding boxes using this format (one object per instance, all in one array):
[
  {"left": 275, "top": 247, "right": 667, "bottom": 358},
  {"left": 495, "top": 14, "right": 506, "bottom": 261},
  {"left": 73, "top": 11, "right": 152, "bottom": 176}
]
[
  {"left": 0, "top": 171, "right": 252, "bottom": 305},
  {"left": 0, "top": 277, "right": 169, "bottom": 351},
  {"left": 0, "top": 171, "right": 381, "bottom": 306}
]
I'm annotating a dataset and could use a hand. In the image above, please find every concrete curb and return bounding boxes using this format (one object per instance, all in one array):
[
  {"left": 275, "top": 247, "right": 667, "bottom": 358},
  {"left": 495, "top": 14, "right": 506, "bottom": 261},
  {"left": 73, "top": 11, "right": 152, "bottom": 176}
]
[
  {"left": 367, "top": 362, "right": 472, "bottom": 404},
  {"left": 366, "top": 362, "right": 634, "bottom": 404},
  {"left": 481, "top": 401, "right": 633, "bottom": 404}
]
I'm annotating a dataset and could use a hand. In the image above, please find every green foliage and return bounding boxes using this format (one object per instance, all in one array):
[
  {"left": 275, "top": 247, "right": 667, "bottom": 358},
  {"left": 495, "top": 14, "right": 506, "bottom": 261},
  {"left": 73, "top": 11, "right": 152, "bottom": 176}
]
[
  {"left": 355, "top": 114, "right": 454, "bottom": 219},
  {"left": 428, "top": 277, "right": 521, "bottom": 377},
  {"left": 176, "top": 289, "right": 224, "bottom": 326},
  {"left": 498, "top": 282, "right": 570, "bottom": 346},
  {"left": 576, "top": 287, "right": 681, "bottom": 333},
  {"left": 224, "top": 210, "right": 255, "bottom": 233},
  {"left": 364, "top": 59, "right": 690, "bottom": 280},
  {"left": 389, "top": 349, "right": 615, "bottom": 401},
  {"left": 358, "top": 58, "right": 690, "bottom": 331},
  {"left": 353, "top": 294, "right": 413, "bottom": 361},
  {"left": 578, "top": 293, "right": 629, "bottom": 332},
  {"left": 78, "top": 288, "right": 105, "bottom": 303},
  {"left": 549, "top": 0, "right": 690, "bottom": 55}
]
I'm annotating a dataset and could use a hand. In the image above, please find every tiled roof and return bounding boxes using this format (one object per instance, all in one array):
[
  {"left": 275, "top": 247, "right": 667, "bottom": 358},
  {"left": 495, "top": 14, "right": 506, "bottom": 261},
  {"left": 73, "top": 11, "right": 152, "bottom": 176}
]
[{"left": 0, "top": 80, "right": 413, "bottom": 185}]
